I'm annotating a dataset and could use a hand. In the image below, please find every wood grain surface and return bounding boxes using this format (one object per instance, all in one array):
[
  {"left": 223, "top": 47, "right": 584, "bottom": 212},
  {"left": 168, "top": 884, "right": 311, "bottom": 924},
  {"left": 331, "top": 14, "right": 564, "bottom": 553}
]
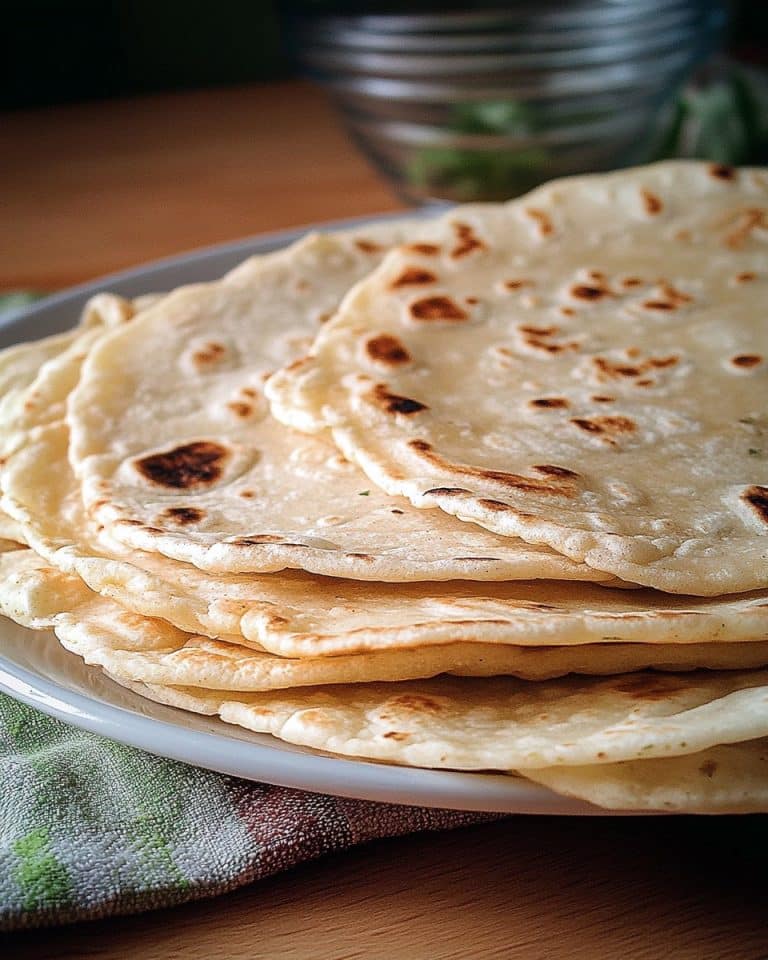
[{"left": 3, "top": 82, "right": 768, "bottom": 959}]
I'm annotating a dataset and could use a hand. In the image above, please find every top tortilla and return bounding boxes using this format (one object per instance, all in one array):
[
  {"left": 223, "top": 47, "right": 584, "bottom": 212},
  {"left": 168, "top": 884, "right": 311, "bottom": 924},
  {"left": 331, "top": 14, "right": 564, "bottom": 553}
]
[{"left": 268, "top": 161, "right": 768, "bottom": 595}]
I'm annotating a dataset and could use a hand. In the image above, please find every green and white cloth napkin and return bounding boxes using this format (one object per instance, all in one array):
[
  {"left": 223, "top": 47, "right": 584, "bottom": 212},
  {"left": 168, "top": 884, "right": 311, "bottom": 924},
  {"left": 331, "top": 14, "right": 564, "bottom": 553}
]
[{"left": 0, "top": 692, "right": 493, "bottom": 931}]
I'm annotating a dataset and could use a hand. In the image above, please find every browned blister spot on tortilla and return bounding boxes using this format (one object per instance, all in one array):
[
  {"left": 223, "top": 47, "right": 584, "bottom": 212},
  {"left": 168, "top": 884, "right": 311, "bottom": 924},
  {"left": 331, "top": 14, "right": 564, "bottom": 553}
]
[
  {"left": 570, "top": 282, "right": 612, "bottom": 302},
  {"left": 743, "top": 485, "right": 768, "bottom": 523},
  {"left": 346, "top": 553, "right": 373, "bottom": 561},
  {"left": 699, "top": 760, "right": 718, "bottom": 778},
  {"left": 283, "top": 355, "right": 311, "bottom": 375},
  {"left": 530, "top": 397, "right": 569, "bottom": 409},
  {"left": 227, "top": 401, "right": 253, "bottom": 418},
  {"left": 709, "top": 163, "right": 736, "bottom": 181},
  {"left": 390, "top": 266, "right": 438, "bottom": 289},
  {"left": 409, "top": 295, "right": 468, "bottom": 323},
  {"left": 391, "top": 508, "right": 404, "bottom": 514},
  {"left": 160, "top": 506, "right": 204, "bottom": 526},
  {"left": 135, "top": 441, "right": 230, "bottom": 489},
  {"left": 405, "top": 242, "right": 441, "bottom": 256},
  {"left": 593, "top": 354, "right": 678, "bottom": 383},
  {"left": 409, "top": 440, "right": 579, "bottom": 497},
  {"left": 560, "top": 306, "right": 576, "bottom": 317},
  {"left": 450, "top": 221, "right": 486, "bottom": 258},
  {"left": 239, "top": 490, "right": 255, "bottom": 499},
  {"left": 622, "top": 277, "right": 644, "bottom": 288},
  {"left": 735, "top": 272, "right": 756, "bottom": 283},
  {"left": 505, "top": 279, "right": 533, "bottom": 291},
  {"left": 365, "top": 334, "right": 412, "bottom": 366},
  {"left": 731, "top": 354, "right": 762, "bottom": 368},
  {"left": 234, "top": 534, "right": 284, "bottom": 545},
  {"left": 533, "top": 465, "right": 580, "bottom": 479},
  {"left": 570, "top": 415, "right": 636, "bottom": 440},
  {"left": 422, "top": 487, "right": 471, "bottom": 497},
  {"left": 367, "top": 383, "right": 428, "bottom": 416},
  {"left": 142, "top": 526, "right": 163, "bottom": 534},
  {"left": 240, "top": 387, "right": 258, "bottom": 398},
  {"left": 722, "top": 207, "right": 768, "bottom": 249},
  {"left": 355, "top": 238, "right": 383, "bottom": 254},
  {"left": 591, "top": 395, "right": 615, "bottom": 403},
  {"left": 465, "top": 296, "right": 479, "bottom": 305},
  {"left": 477, "top": 498, "right": 514, "bottom": 512},
  {"left": 640, "top": 188, "right": 663, "bottom": 215},
  {"left": 383, "top": 731, "right": 411, "bottom": 742},
  {"left": 386, "top": 694, "right": 445, "bottom": 715},
  {"left": 192, "top": 342, "right": 226, "bottom": 367},
  {"left": 525, "top": 207, "right": 554, "bottom": 237}
]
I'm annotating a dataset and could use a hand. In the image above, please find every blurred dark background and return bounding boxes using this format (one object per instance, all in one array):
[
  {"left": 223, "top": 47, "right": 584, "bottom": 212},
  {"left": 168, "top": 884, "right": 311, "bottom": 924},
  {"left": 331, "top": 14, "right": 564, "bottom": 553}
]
[{"left": 2, "top": 1, "right": 765, "bottom": 110}]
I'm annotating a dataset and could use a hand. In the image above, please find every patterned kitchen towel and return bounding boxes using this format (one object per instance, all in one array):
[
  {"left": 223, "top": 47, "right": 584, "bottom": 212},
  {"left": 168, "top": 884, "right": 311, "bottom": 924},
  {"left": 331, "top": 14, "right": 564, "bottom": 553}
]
[{"left": 0, "top": 693, "right": 496, "bottom": 931}]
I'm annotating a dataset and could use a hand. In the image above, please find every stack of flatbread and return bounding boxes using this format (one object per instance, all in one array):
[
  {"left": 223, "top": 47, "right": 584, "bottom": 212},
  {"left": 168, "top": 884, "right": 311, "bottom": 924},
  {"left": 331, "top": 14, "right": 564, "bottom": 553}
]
[{"left": 2, "top": 160, "right": 768, "bottom": 813}]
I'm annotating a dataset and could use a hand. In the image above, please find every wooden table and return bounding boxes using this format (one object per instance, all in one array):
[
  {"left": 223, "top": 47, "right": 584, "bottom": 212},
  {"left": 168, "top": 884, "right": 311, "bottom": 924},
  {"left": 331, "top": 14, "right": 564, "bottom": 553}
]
[{"left": 3, "top": 82, "right": 768, "bottom": 959}]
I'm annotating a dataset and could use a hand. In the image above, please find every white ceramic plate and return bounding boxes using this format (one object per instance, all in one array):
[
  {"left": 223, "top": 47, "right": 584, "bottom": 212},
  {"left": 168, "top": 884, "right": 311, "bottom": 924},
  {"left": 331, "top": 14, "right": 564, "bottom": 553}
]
[{"left": 0, "top": 217, "right": 610, "bottom": 815}]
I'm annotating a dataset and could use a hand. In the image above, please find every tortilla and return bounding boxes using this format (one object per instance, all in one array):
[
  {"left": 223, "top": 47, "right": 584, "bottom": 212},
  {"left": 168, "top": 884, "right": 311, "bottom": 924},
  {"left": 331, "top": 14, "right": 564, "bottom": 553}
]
[{"left": 267, "top": 161, "right": 768, "bottom": 596}]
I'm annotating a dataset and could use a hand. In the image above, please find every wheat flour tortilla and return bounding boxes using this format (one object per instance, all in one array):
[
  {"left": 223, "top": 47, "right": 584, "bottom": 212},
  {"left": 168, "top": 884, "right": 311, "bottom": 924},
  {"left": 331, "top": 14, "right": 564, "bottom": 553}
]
[
  {"left": 4, "top": 549, "right": 768, "bottom": 690},
  {"left": 105, "top": 667, "right": 768, "bottom": 771},
  {"left": 267, "top": 161, "right": 768, "bottom": 596},
  {"left": 61, "top": 231, "right": 610, "bottom": 584},
  {"left": 522, "top": 740, "right": 768, "bottom": 813},
  {"left": 9, "top": 423, "right": 768, "bottom": 660}
]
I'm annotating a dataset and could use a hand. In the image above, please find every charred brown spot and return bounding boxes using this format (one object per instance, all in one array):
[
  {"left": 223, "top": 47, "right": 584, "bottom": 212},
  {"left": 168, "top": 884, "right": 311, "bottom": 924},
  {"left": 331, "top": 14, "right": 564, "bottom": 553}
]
[
  {"left": 477, "top": 498, "right": 513, "bottom": 512},
  {"left": 346, "top": 553, "right": 373, "bottom": 561},
  {"left": 411, "top": 441, "right": 578, "bottom": 497},
  {"left": 192, "top": 342, "right": 226, "bottom": 366},
  {"left": 593, "top": 354, "right": 677, "bottom": 382},
  {"left": 504, "top": 279, "right": 532, "bottom": 290},
  {"left": 519, "top": 324, "right": 558, "bottom": 337},
  {"left": 409, "top": 295, "right": 468, "bottom": 323},
  {"left": 722, "top": 207, "right": 768, "bottom": 249},
  {"left": 465, "top": 296, "right": 479, "bottom": 305},
  {"left": 560, "top": 306, "right": 576, "bottom": 316},
  {"left": 650, "top": 355, "right": 679, "bottom": 368},
  {"left": 640, "top": 188, "right": 663, "bottom": 215},
  {"left": 709, "top": 163, "right": 736, "bottom": 181},
  {"left": 239, "top": 490, "right": 256, "bottom": 499},
  {"left": 390, "top": 266, "right": 438, "bottom": 289},
  {"left": 741, "top": 485, "right": 768, "bottom": 522},
  {"left": 736, "top": 272, "right": 756, "bottom": 283},
  {"left": 450, "top": 221, "right": 486, "bottom": 258},
  {"left": 571, "top": 284, "right": 607, "bottom": 301},
  {"left": 423, "top": 487, "right": 471, "bottom": 497},
  {"left": 591, "top": 395, "right": 615, "bottom": 403},
  {"left": 355, "top": 238, "right": 383, "bottom": 254},
  {"left": 383, "top": 731, "right": 410, "bottom": 741},
  {"left": 135, "top": 441, "right": 229, "bottom": 489},
  {"left": 731, "top": 354, "right": 762, "bottom": 368},
  {"left": 642, "top": 300, "right": 674, "bottom": 310},
  {"left": 622, "top": 277, "right": 643, "bottom": 288},
  {"left": 142, "top": 527, "right": 163, "bottom": 534},
  {"left": 533, "top": 465, "right": 580, "bottom": 478},
  {"left": 405, "top": 243, "right": 441, "bottom": 256},
  {"left": 571, "top": 415, "right": 636, "bottom": 437},
  {"left": 161, "top": 506, "right": 204, "bottom": 526},
  {"left": 525, "top": 208, "right": 554, "bottom": 237},
  {"left": 388, "top": 694, "right": 444, "bottom": 713},
  {"left": 530, "top": 397, "right": 569, "bottom": 409},
  {"left": 227, "top": 401, "right": 253, "bottom": 418},
  {"left": 241, "top": 387, "right": 257, "bottom": 398},
  {"left": 636, "top": 378, "right": 654, "bottom": 387},
  {"left": 365, "top": 334, "right": 412, "bottom": 366},
  {"left": 391, "top": 508, "right": 404, "bottom": 514},
  {"left": 118, "top": 519, "right": 144, "bottom": 527},
  {"left": 368, "top": 383, "right": 428, "bottom": 416},
  {"left": 699, "top": 760, "right": 718, "bottom": 778},
  {"left": 234, "top": 534, "right": 284, "bottom": 545}
]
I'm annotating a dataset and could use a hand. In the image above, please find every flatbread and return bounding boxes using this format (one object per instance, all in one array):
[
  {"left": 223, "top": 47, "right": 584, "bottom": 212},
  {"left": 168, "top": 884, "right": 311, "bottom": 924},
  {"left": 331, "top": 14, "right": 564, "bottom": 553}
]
[
  {"left": 4, "top": 549, "right": 768, "bottom": 690},
  {"left": 522, "top": 740, "right": 768, "bottom": 813},
  {"left": 109, "top": 669, "right": 768, "bottom": 771},
  {"left": 63, "top": 229, "right": 607, "bottom": 582},
  {"left": 268, "top": 162, "right": 768, "bottom": 595},
  {"left": 8, "top": 423, "right": 768, "bottom": 659}
]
